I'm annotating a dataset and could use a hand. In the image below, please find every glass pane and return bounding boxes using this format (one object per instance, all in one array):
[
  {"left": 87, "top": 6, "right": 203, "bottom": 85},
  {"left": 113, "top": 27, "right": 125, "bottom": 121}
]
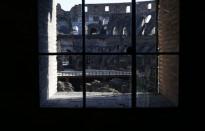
[
  {"left": 85, "top": 0, "right": 131, "bottom": 53},
  {"left": 136, "top": 55, "right": 157, "bottom": 93},
  {"left": 136, "top": 1, "right": 157, "bottom": 53},
  {"left": 39, "top": 55, "right": 83, "bottom": 107},
  {"left": 136, "top": 55, "right": 179, "bottom": 107},
  {"left": 85, "top": 55, "right": 132, "bottom": 108},
  {"left": 57, "top": 55, "right": 83, "bottom": 106},
  {"left": 56, "top": 0, "right": 82, "bottom": 53}
]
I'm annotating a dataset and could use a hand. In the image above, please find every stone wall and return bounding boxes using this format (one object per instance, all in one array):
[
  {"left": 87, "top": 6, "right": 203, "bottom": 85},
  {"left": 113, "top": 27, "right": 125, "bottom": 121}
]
[
  {"left": 57, "top": 1, "right": 156, "bottom": 36},
  {"left": 38, "top": 0, "right": 57, "bottom": 105}
]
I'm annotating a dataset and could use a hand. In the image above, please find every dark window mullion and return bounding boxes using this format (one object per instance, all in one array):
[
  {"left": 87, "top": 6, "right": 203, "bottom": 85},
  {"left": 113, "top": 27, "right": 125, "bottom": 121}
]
[
  {"left": 156, "top": 0, "right": 159, "bottom": 53},
  {"left": 132, "top": 0, "right": 136, "bottom": 108},
  {"left": 82, "top": 0, "right": 86, "bottom": 108},
  {"left": 82, "top": 52, "right": 179, "bottom": 55},
  {"left": 156, "top": 0, "right": 159, "bottom": 94}
]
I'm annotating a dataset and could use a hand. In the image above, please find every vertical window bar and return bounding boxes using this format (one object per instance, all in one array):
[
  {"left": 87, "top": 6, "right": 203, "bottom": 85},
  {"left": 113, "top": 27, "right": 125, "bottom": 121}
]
[
  {"left": 156, "top": 0, "right": 159, "bottom": 94},
  {"left": 82, "top": 0, "right": 86, "bottom": 108},
  {"left": 132, "top": 0, "right": 136, "bottom": 108}
]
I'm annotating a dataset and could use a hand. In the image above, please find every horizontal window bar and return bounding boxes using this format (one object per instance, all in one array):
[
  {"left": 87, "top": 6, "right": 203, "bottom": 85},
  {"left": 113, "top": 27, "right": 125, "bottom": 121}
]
[{"left": 39, "top": 52, "right": 180, "bottom": 56}]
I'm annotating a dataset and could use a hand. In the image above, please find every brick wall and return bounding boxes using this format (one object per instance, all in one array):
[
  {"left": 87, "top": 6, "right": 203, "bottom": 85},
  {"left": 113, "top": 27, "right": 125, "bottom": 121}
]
[
  {"left": 158, "top": 0, "right": 179, "bottom": 52},
  {"left": 158, "top": 55, "right": 179, "bottom": 105},
  {"left": 158, "top": 0, "right": 179, "bottom": 105}
]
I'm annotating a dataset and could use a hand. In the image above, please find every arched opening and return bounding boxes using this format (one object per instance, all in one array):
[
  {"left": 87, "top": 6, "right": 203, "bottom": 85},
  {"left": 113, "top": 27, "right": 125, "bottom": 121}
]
[
  {"left": 113, "top": 27, "right": 118, "bottom": 35},
  {"left": 149, "top": 27, "right": 156, "bottom": 35},
  {"left": 72, "top": 26, "right": 79, "bottom": 35},
  {"left": 102, "top": 18, "right": 109, "bottom": 25},
  {"left": 126, "top": 6, "right": 130, "bottom": 13},
  {"left": 142, "top": 29, "right": 145, "bottom": 35},
  {"left": 85, "top": 25, "right": 88, "bottom": 35},
  {"left": 145, "top": 15, "right": 152, "bottom": 23},
  {"left": 141, "top": 18, "right": 145, "bottom": 27},
  {"left": 122, "top": 27, "right": 128, "bottom": 36}
]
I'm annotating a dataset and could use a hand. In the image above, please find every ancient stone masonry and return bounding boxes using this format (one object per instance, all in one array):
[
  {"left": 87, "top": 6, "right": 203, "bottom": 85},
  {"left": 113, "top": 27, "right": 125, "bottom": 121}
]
[
  {"left": 57, "top": 2, "right": 156, "bottom": 35},
  {"left": 57, "top": 1, "right": 156, "bottom": 36},
  {"left": 57, "top": 1, "right": 157, "bottom": 67}
]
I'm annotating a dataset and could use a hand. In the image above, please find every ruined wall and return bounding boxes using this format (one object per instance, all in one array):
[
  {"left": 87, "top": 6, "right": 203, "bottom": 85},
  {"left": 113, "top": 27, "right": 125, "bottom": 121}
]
[
  {"left": 158, "top": 0, "right": 179, "bottom": 105},
  {"left": 56, "top": 1, "right": 157, "bottom": 54},
  {"left": 57, "top": 1, "right": 156, "bottom": 36},
  {"left": 83, "top": 3, "right": 131, "bottom": 15}
]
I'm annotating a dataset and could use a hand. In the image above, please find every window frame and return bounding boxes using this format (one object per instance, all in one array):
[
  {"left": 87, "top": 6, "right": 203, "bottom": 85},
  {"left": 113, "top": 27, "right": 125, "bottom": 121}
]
[{"left": 39, "top": 0, "right": 179, "bottom": 108}]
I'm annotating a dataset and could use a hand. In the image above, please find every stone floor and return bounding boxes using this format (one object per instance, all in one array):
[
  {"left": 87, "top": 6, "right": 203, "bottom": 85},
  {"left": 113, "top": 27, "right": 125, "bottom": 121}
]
[{"left": 43, "top": 92, "right": 175, "bottom": 108}]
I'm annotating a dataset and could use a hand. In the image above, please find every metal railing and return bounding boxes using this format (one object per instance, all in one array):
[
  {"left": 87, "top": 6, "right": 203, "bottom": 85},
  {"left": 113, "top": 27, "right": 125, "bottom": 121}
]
[{"left": 57, "top": 70, "right": 132, "bottom": 77}]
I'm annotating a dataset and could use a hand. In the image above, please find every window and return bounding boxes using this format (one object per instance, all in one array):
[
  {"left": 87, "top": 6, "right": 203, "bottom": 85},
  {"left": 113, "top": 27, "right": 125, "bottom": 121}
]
[
  {"left": 85, "top": 6, "right": 88, "bottom": 12},
  {"left": 39, "top": 0, "right": 179, "bottom": 108},
  {"left": 148, "top": 3, "right": 152, "bottom": 9},
  {"left": 126, "top": 6, "right": 130, "bottom": 13},
  {"left": 105, "top": 6, "right": 109, "bottom": 12},
  {"left": 102, "top": 18, "right": 109, "bottom": 25}
]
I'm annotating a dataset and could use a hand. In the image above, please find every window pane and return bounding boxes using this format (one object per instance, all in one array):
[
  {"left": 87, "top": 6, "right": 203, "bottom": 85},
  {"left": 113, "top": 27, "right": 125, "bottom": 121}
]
[
  {"left": 136, "top": 55, "right": 157, "bottom": 93},
  {"left": 85, "top": 55, "right": 132, "bottom": 108},
  {"left": 57, "top": 55, "right": 83, "bottom": 106},
  {"left": 56, "top": 0, "right": 82, "bottom": 53},
  {"left": 136, "top": 1, "right": 157, "bottom": 53},
  {"left": 85, "top": 0, "right": 131, "bottom": 53},
  {"left": 136, "top": 55, "right": 157, "bottom": 107},
  {"left": 136, "top": 55, "right": 178, "bottom": 107},
  {"left": 39, "top": 55, "right": 83, "bottom": 107}
]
